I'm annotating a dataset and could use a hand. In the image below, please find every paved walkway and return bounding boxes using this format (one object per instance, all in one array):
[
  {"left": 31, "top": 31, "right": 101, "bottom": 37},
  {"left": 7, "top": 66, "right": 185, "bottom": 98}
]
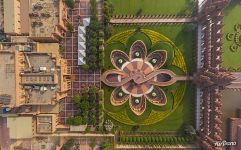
[
  {"left": 59, "top": 0, "right": 102, "bottom": 124},
  {"left": 36, "top": 133, "right": 114, "bottom": 137},
  {"left": 227, "top": 72, "right": 241, "bottom": 89},
  {"left": 116, "top": 144, "right": 200, "bottom": 149},
  {"left": 110, "top": 17, "right": 195, "bottom": 24}
]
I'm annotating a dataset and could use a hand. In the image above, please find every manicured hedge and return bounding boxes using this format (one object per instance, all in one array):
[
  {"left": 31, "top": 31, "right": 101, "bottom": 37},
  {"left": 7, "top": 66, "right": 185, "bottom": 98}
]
[{"left": 119, "top": 136, "right": 193, "bottom": 144}]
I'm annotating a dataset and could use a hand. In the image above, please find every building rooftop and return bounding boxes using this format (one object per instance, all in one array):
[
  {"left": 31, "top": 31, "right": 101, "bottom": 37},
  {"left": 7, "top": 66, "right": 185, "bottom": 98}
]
[
  {"left": 36, "top": 116, "right": 53, "bottom": 133},
  {"left": 0, "top": 42, "right": 71, "bottom": 107},
  {"left": 78, "top": 18, "right": 90, "bottom": 65},
  {"left": 36, "top": 114, "right": 58, "bottom": 134},
  {"left": 29, "top": 0, "right": 67, "bottom": 41},
  {"left": 3, "top": 0, "right": 30, "bottom": 34},
  {"left": 3, "top": 0, "right": 68, "bottom": 41},
  {"left": 3, "top": 0, "right": 21, "bottom": 34},
  {"left": 29, "top": 0, "right": 58, "bottom": 37},
  {"left": 7, "top": 116, "right": 33, "bottom": 139},
  {"left": 0, "top": 52, "right": 16, "bottom": 106}
]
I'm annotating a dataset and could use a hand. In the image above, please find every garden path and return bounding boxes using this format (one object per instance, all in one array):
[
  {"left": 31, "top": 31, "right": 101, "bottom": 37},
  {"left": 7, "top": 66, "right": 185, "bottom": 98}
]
[
  {"left": 110, "top": 17, "right": 196, "bottom": 24},
  {"left": 227, "top": 72, "right": 241, "bottom": 89}
]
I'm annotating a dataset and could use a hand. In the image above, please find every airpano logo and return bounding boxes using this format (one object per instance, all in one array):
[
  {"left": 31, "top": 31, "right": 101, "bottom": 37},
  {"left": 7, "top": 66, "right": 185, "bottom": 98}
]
[{"left": 214, "top": 140, "right": 236, "bottom": 147}]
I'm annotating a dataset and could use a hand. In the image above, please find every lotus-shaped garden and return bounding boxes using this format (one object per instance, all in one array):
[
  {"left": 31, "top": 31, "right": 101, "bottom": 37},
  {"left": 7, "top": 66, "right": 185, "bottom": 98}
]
[
  {"left": 101, "top": 40, "right": 186, "bottom": 115},
  {"left": 102, "top": 29, "right": 189, "bottom": 125}
]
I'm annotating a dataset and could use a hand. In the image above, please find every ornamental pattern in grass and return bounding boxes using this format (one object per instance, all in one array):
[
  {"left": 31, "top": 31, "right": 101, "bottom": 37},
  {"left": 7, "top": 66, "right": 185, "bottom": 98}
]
[{"left": 101, "top": 40, "right": 185, "bottom": 115}]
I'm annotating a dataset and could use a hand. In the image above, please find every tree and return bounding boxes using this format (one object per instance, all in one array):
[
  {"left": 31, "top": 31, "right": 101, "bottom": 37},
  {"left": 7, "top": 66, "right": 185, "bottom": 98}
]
[
  {"left": 89, "top": 86, "right": 98, "bottom": 93},
  {"left": 100, "top": 140, "right": 112, "bottom": 150},
  {"left": 89, "top": 46, "right": 98, "bottom": 54},
  {"left": 80, "top": 100, "right": 90, "bottom": 111},
  {"left": 60, "top": 139, "right": 74, "bottom": 150},
  {"left": 66, "top": 22, "right": 74, "bottom": 32},
  {"left": 99, "top": 31, "right": 104, "bottom": 38},
  {"left": 64, "top": 0, "right": 75, "bottom": 9},
  {"left": 90, "top": 0, "right": 97, "bottom": 15},
  {"left": 104, "top": 23, "right": 113, "bottom": 39},
  {"left": 85, "top": 2, "right": 99, "bottom": 70},
  {"left": 82, "top": 64, "right": 89, "bottom": 70},
  {"left": 89, "top": 139, "right": 96, "bottom": 150},
  {"left": 73, "top": 94, "right": 81, "bottom": 105},
  {"left": 103, "top": 0, "right": 114, "bottom": 39}
]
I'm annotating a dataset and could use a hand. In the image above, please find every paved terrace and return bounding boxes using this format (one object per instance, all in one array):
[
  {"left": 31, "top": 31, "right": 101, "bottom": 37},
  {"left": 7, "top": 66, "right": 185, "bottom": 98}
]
[
  {"left": 110, "top": 17, "right": 195, "bottom": 24},
  {"left": 59, "top": 0, "right": 102, "bottom": 124},
  {"left": 227, "top": 72, "right": 241, "bottom": 89}
]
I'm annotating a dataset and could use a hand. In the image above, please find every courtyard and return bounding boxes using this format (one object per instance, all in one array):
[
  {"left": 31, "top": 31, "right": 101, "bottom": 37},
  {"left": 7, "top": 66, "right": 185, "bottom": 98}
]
[{"left": 103, "top": 27, "right": 195, "bottom": 132}]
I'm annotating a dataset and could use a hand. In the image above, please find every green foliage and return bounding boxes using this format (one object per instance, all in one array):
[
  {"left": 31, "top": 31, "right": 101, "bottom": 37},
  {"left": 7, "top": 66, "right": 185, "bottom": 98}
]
[
  {"left": 71, "top": 87, "right": 103, "bottom": 126},
  {"left": 60, "top": 139, "right": 74, "bottom": 150},
  {"left": 110, "top": 0, "right": 194, "bottom": 16},
  {"left": 66, "top": 116, "right": 83, "bottom": 126},
  {"left": 99, "top": 31, "right": 105, "bottom": 38},
  {"left": 132, "top": 125, "right": 140, "bottom": 131},
  {"left": 100, "top": 140, "right": 112, "bottom": 150},
  {"left": 103, "top": 0, "right": 114, "bottom": 39},
  {"left": 64, "top": 0, "right": 75, "bottom": 9},
  {"left": 59, "top": 45, "right": 65, "bottom": 54},
  {"left": 66, "top": 22, "right": 74, "bottom": 32},
  {"left": 136, "top": 9, "right": 142, "bottom": 16},
  {"left": 85, "top": 0, "right": 101, "bottom": 70},
  {"left": 82, "top": 64, "right": 89, "bottom": 71},
  {"left": 119, "top": 135, "right": 193, "bottom": 144},
  {"left": 98, "top": 90, "right": 104, "bottom": 101}
]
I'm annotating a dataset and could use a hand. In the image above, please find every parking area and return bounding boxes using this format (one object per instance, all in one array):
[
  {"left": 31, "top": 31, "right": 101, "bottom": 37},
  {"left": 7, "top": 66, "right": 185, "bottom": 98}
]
[{"left": 59, "top": 0, "right": 102, "bottom": 124}]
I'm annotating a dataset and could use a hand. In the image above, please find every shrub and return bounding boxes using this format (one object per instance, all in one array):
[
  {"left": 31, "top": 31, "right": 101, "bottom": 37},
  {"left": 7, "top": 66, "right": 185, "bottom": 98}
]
[
  {"left": 234, "top": 24, "right": 241, "bottom": 32},
  {"left": 136, "top": 9, "right": 143, "bottom": 16},
  {"left": 98, "top": 90, "right": 104, "bottom": 101},
  {"left": 159, "top": 137, "right": 163, "bottom": 142},
  {"left": 226, "top": 33, "right": 234, "bottom": 41},
  {"left": 99, "top": 31, "right": 104, "bottom": 38},
  {"left": 230, "top": 44, "right": 238, "bottom": 52},
  {"left": 133, "top": 137, "right": 137, "bottom": 142},
  {"left": 144, "top": 137, "right": 148, "bottom": 142},
  {"left": 66, "top": 116, "right": 83, "bottom": 126}
]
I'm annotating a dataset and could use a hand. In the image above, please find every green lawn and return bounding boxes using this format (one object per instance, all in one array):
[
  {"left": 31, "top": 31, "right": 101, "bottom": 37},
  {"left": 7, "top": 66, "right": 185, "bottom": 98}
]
[
  {"left": 110, "top": 0, "right": 195, "bottom": 16},
  {"left": 222, "top": 0, "right": 241, "bottom": 71}
]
